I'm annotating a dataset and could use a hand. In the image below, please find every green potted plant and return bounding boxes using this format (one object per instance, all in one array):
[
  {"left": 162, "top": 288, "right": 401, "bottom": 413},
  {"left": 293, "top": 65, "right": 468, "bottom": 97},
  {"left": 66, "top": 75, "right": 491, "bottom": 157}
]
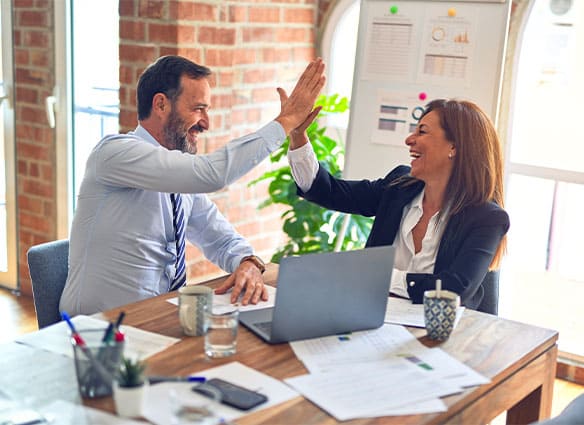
[
  {"left": 249, "top": 94, "right": 373, "bottom": 262},
  {"left": 113, "top": 356, "right": 147, "bottom": 418}
]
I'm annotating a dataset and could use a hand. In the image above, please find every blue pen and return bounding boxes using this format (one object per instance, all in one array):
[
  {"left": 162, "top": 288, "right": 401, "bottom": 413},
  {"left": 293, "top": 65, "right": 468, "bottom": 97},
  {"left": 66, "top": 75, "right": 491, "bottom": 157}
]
[{"left": 148, "top": 376, "right": 207, "bottom": 385}]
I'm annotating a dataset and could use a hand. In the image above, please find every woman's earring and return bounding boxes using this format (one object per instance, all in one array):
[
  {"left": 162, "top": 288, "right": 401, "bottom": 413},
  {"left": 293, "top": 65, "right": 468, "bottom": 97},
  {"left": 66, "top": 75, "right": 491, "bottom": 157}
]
[{"left": 448, "top": 152, "right": 453, "bottom": 159}]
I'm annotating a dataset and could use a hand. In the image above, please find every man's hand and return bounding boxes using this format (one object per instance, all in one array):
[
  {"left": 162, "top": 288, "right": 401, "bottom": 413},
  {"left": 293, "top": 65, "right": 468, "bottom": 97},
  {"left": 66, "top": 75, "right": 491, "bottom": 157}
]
[
  {"left": 214, "top": 261, "right": 269, "bottom": 305},
  {"left": 275, "top": 58, "right": 326, "bottom": 135}
]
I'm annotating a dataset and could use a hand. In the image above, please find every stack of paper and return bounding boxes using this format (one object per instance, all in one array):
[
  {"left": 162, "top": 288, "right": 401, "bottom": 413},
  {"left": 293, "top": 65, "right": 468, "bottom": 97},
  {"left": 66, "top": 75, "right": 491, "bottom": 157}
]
[{"left": 286, "top": 324, "right": 489, "bottom": 421}]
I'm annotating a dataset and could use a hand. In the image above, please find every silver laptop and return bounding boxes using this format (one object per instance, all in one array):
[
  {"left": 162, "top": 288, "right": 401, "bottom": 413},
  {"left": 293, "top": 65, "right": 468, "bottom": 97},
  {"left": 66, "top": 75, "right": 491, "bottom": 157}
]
[{"left": 239, "top": 245, "right": 395, "bottom": 344}]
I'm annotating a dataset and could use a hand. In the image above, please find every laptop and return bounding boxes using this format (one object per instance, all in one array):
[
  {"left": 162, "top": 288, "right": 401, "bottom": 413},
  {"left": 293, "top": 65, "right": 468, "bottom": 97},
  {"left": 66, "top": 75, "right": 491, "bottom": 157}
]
[{"left": 239, "top": 245, "right": 395, "bottom": 344}]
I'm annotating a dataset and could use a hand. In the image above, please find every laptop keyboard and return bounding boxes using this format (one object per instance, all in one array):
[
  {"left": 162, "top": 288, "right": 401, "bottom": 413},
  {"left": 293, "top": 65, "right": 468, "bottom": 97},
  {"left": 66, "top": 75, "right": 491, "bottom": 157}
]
[{"left": 255, "top": 321, "right": 272, "bottom": 335}]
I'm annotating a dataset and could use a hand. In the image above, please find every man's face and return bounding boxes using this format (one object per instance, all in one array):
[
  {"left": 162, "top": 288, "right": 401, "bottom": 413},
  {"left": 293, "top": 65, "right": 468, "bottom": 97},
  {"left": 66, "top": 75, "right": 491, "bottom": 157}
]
[{"left": 162, "top": 76, "right": 211, "bottom": 154}]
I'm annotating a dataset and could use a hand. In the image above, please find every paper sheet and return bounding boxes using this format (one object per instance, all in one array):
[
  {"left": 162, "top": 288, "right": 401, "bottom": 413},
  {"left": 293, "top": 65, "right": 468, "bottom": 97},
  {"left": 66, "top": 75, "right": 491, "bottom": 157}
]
[
  {"left": 385, "top": 297, "right": 465, "bottom": 328},
  {"left": 142, "top": 361, "right": 299, "bottom": 425},
  {"left": 290, "top": 324, "right": 427, "bottom": 373},
  {"left": 166, "top": 285, "right": 276, "bottom": 314},
  {"left": 15, "top": 315, "right": 179, "bottom": 360},
  {"left": 285, "top": 359, "right": 459, "bottom": 421},
  {"left": 39, "top": 399, "right": 144, "bottom": 425}
]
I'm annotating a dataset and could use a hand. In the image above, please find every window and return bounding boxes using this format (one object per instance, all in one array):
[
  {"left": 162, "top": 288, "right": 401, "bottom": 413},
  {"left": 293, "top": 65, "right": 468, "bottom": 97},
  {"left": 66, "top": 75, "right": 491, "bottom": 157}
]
[
  {"left": 0, "top": 0, "right": 17, "bottom": 290},
  {"left": 320, "top": 0, "right": 360, "bottom": 130},
  {"left": 54, "top": 0, "right": 119, "bottom": 232}
]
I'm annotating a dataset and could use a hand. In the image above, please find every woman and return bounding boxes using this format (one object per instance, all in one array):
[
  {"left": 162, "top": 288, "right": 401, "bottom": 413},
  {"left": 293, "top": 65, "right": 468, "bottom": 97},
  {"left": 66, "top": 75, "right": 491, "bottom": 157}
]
[{"left": 287, "top": 99, "right": 509, "bottom": 310}]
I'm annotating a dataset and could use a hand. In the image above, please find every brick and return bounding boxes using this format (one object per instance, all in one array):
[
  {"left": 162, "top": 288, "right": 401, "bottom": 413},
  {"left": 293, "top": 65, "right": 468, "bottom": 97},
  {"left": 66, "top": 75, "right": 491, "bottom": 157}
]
[
  {"left": 174, "top": 47, "right": 202, "bottom": 63},
  {"left": 119, "top": 0, "right": 136, "bottom": 17},
  {"left": 198, "top": 27, "right": 236, "bottom": 45},
  {"left": 22, "top": 30, "right": 50, "bottom": 49},
  {"left": 19, "top": 106, "right": 49, "bottom": 126},
  {"left": 19, "top": 10, "right": 48, "bottom": 27},
  {"left": 233, "top": 48, "right": 257, "bottom": 65},
  {"left": 283, "top": 7, "right": 315, "bottom": 24},
  {"left": 18, "top": 195, "right": 43, "bottom": 214},
  {"left": 177, "top": 24, "right": 196, "bottom": 44},
  {"left": 292, "top": 46, "right": 315, "bottom": 61},
  {"left": 139, "top": 0, "right": 166, "bottom": 19},
  {"left": 243, "top": 68, "right": 276, "bottom": 84},
  {"left": 252, "top": 87, "right": 277, "bottom": 103},
  {"left": 18, "top": 141, "right": 50, "bottom": 161},
  {"left": 242, "top": 27, "right": 274, "bottom": 43},
  {"left": 228, "top": 5, "right": 247, "bottom": 23},
  {"left": 249, "top": 7, "right": 280, "bottom": 23},
  {"left": 15, "top": 87, "right": 39, "bottom": 104},
  {"left": 205, "top": 49, "right": 234, "bottom": 67},
  {"left": 148, "top": 23, "right": 178, "bottom": 44},
  {"left": 29, "top": 162, "right": 40, "bottom": 178},
  {"left": 18, "top": 160, "right": 27, "bottom": 175},
  {"left": 119, "top": 43, "right": 157, "bottom": 63},
  {"left": 19, "top": 212, "right": 52, "bottom": 234},
  {"left": 14, "top": 48, "right": 29, "bottom": 66},
  {"left": 216, "top": 69, "right": 234, "bottom": 87},
  {"left": 262, "top": 47, "right": 291, "bottom": 63},
  {"left": 30, "top": 50, "right": 50, "bottom": 67},
  {"left": 275, "top": 27, "right": 308, "bottom": 43},
  {"left": 171, "top": 1, "right": 216, "bottom": 21},
  {"left": 120, "top": 20, "right": 146, "bottom": 41}
]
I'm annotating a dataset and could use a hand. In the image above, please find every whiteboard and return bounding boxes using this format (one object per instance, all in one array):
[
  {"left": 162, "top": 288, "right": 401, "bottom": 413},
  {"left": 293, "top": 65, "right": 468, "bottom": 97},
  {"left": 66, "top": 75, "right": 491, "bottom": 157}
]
[{"left": 344, "top": 0, "right": 511, "bottom": 180}]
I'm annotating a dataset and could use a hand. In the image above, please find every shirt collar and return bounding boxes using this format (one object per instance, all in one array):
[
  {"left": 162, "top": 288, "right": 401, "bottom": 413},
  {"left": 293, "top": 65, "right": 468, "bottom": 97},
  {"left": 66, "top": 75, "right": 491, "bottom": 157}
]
[
  {"left": 131, "top": 124, "right": 160, "bottom": 147},
  {"left": 410, "top": 187, "right": 425, "bottom": 211}
]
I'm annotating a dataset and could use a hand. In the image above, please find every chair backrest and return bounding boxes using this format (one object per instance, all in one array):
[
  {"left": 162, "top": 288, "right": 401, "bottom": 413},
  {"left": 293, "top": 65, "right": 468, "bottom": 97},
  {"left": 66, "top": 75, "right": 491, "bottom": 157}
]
[
  {"left": 476, "top": 270, "right": 500, "bottom": 315},
  {"left": 533, "top": 393, "right": 584, "bottom": 424},
  {"left": 27, "top": 239, "right": 69, "bottom": 328}
]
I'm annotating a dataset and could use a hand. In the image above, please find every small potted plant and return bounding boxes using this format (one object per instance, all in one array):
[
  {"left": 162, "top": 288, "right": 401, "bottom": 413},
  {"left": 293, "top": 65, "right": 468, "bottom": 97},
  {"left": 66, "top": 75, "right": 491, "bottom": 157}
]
[{"left": 113, "top": 356, "right": 147, "bottom": 418}]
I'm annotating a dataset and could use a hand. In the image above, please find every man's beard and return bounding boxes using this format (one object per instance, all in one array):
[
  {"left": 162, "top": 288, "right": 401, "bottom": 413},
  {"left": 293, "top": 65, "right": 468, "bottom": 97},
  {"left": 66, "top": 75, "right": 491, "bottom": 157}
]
[{"left": 163, "top": 109, "right": 197, "bottom": 154}]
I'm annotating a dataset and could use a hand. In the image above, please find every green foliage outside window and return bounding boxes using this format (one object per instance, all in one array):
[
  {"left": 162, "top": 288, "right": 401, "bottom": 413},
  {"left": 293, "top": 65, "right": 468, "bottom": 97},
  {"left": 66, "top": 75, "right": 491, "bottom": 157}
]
[{"left": 249, "top": 94, "right": 373, "bottom": 263}]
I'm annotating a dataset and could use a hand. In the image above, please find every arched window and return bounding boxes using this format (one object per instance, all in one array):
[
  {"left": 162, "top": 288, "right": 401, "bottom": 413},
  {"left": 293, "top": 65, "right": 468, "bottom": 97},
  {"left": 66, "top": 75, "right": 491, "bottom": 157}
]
[{"left": 320, "top": 0, "right": 360, "bottom": 130}]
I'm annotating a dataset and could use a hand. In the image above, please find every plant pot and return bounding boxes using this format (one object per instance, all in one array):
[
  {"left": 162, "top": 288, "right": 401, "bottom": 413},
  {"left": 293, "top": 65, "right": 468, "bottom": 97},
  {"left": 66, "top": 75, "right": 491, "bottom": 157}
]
[{"left": 113, "top": 381, "right": 147, "bottom": 418}]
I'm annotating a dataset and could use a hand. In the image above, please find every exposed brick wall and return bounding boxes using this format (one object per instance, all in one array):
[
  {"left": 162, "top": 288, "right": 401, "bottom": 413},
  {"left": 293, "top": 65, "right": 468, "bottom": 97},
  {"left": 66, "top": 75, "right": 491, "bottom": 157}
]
[
  {"left": 118, "top": 0, "right": 320, "bottom": 283},
  {"left": 13, "top": 0, "right": 56, "bottom": 296}
]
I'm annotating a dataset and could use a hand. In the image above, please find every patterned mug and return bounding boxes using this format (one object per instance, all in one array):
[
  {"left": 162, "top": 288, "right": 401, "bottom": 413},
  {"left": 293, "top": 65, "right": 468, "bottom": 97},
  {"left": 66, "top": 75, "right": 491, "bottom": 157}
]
[{"left": 423, "top": 289, "right": 460, "bottom": 341}]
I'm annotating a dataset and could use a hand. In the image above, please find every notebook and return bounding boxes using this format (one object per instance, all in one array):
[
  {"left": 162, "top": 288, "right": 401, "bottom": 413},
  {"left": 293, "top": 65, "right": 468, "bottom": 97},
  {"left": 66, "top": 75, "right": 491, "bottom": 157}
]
[{"left": 239, "top": 245, "right": 395, "bottom": 344}]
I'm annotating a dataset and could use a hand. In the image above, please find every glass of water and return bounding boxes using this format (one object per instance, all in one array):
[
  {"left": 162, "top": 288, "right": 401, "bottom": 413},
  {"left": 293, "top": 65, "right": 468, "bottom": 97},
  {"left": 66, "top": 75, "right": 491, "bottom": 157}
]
[{"left": 204, "top": 305, "right": 239, "bottom": 358}]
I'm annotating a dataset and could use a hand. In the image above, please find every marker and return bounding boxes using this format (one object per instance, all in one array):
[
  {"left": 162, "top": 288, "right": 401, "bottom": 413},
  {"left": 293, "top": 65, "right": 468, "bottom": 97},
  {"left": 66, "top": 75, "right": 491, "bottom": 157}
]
[
  {"left": 114, "top": 311, "right": 126, "bottom": 330},
  {"left": 61, "top": 311, "right": 113, "bottom": 382},
  {"left": 102, "top": 322, "right": 114, "bottom": 343},
  {"left": 148, "top": 376, "right": 207, "bottom": 385}
]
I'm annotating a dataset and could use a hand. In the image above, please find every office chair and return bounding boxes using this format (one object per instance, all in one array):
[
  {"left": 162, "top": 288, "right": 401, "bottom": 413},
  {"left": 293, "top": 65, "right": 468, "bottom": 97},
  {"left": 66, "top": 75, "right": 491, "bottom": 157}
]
[
  {"left": 476, "top": 270, "right": 500, "bottom": 315},
  {"left": 532, "top": 392, "right": 584, "bottom": 424},
  {"left": 27, "top": 239, "right": 69, "bottom": 328}
]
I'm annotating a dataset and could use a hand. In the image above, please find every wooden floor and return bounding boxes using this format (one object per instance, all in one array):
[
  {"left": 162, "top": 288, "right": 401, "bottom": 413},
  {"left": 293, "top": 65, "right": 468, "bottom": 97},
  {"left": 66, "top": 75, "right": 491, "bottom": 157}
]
[{"left": 2, "top": 287, "right": 583, "bottom": 422}]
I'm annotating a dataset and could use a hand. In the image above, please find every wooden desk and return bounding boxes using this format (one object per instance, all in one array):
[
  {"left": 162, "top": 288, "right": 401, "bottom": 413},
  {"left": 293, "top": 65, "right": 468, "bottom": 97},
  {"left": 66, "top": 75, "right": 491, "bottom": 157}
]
[{"left": 86, "top": 269, "right": 558, "bottom": 425}]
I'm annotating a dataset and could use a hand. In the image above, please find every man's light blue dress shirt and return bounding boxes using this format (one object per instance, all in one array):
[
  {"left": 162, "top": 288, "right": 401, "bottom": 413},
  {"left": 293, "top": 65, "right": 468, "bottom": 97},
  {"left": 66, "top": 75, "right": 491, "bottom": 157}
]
[{"left": 60, "top": 122, "right": 286, "bottom": 315}]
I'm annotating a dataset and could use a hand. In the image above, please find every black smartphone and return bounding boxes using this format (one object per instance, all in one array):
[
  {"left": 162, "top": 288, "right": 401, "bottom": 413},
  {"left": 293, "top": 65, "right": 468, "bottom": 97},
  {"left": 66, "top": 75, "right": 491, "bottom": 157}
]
[{"left": 192, "top": 378, "right": 268, "bottom": 411}]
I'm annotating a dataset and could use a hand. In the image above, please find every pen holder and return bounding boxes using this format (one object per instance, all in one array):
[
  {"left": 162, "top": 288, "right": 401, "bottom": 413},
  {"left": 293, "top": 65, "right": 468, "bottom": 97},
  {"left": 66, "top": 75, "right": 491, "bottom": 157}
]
[{"left": 72, "top": 329, "right": 125, "bottom": 398}]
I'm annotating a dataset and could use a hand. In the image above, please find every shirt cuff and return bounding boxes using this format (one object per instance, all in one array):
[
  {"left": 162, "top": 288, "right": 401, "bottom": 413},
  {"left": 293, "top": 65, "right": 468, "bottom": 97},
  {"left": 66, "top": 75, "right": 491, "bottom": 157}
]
[
  {"left": 257, "top": 121, "right": 287, "bottom": 151},
  {"left": 288, "top": 143, "right": 319, "bottom": 192}
]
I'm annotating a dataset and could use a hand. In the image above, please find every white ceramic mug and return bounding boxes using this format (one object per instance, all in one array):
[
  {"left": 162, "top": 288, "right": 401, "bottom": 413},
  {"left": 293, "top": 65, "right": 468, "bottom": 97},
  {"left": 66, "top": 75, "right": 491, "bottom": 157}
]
[{"left": 178, "top": 286, "right": 213, "bottom": 336}]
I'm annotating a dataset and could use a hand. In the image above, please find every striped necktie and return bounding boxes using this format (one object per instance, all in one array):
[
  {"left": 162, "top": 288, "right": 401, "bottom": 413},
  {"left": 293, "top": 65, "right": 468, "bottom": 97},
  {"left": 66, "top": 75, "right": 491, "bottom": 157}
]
[{"left": 169, "top": 193, "right": 187, "bottom": 291}]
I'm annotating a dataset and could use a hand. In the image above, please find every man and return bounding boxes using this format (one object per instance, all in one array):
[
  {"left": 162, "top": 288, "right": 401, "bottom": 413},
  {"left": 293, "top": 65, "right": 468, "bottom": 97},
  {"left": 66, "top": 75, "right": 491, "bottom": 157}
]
[{"left": 60, "top": 55, "right": 325, "bottom": 315}]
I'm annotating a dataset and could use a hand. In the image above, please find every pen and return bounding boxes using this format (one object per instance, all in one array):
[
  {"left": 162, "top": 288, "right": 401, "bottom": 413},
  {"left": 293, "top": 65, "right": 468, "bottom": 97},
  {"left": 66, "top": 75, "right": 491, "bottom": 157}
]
[
  {"left": 114, "top": 311, "right": 126, "bottom": 343},
  {"left": 61, "top": 311, "right": 113, "bottom": 382},
  {"left": 148, "top": 376, "right": 207, "bottom": 385},
  {"left": 114, "top": 311, "right": 126, "bottom": 330},
  {"left": 102, "top": 322, "right": 114, "bottom": 343}
]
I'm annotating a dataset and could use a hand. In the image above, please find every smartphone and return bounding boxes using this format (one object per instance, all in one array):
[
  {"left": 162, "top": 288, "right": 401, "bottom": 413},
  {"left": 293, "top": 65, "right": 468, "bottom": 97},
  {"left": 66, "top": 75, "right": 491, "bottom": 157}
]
[{"left": 192, "top": 378, "right": 268, "bottom": 411}]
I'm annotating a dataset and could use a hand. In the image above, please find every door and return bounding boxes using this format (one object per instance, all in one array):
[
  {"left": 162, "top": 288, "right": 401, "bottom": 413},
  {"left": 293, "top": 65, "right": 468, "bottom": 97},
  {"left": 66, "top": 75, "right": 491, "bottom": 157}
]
[{"left": 0, "top": 0, "right": 17, "bottom": 290}]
